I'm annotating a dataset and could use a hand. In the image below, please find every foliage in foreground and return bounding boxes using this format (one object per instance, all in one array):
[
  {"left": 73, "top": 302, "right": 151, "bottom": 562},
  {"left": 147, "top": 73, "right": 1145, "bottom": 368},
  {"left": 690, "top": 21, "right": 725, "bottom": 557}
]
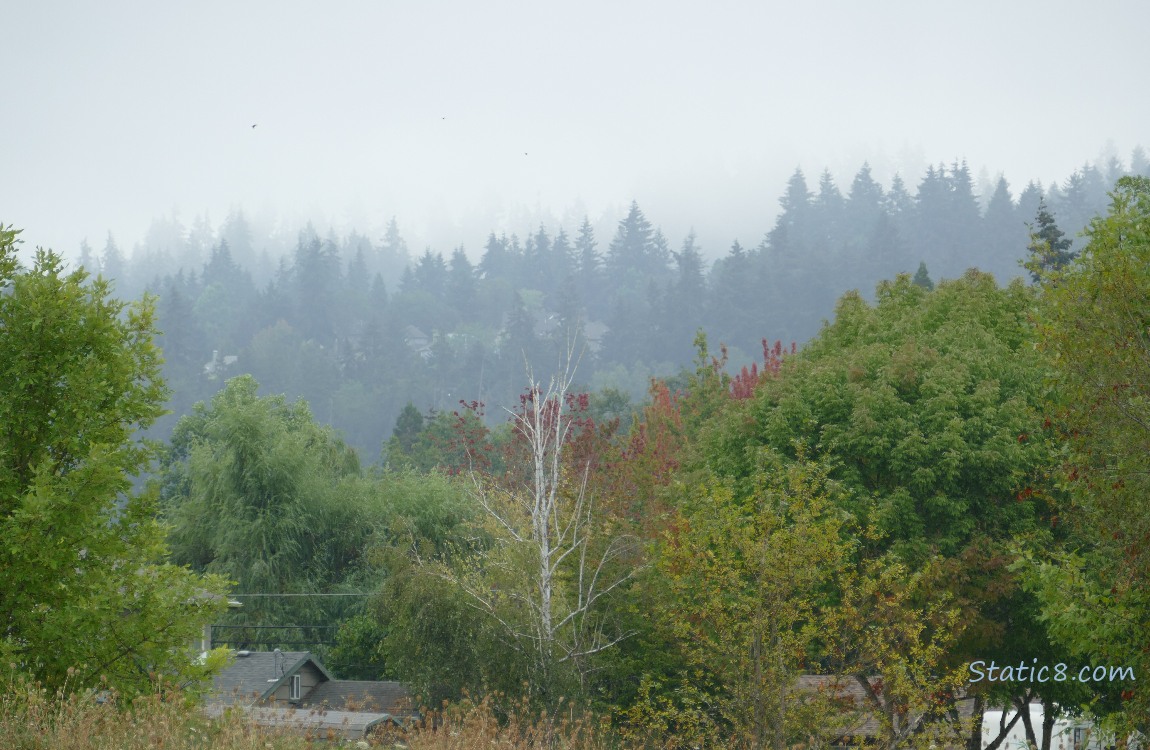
[
  {"left": 0, "top": 225, "right": 227, "bottom": 698},
  {"left": 1019, "top": 176, "right": 1150, "bottom": 734}
]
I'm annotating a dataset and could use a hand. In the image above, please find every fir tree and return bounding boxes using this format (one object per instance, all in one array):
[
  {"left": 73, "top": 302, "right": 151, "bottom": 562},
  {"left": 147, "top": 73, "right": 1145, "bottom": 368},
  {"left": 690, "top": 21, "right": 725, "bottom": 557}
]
[
  {"left": 1025, "top": 199, "right": 1075, "bottom": 282},
  {"left": 912, "top": 261, "right": 934, "bottom": 291},
  {"left": 574, "top": 217, "right": 602, "bottom": 312}
]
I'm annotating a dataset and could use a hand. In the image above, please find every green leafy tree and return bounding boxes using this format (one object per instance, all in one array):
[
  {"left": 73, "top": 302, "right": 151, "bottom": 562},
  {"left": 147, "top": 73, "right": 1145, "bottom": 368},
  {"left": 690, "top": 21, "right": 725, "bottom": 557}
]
[
  {"left": 648, "top": 457, "right": 855, "bottom": 749},
  {"left": 1019, "top": 176, "right": 1150, "bottom": 734},
  {"left": 161, "top": 375, "right": 366, "bottom": 637},
  {"left": 694, "top": 271, "right": 1065, "bottom": 746},
  {"left": 0, "top": 225, "right": 227, "bottom": 696}
]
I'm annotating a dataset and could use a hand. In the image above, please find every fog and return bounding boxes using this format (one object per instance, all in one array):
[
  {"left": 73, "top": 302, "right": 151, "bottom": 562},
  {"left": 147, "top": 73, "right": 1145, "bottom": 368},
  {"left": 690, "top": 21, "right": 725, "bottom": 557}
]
[{"left": 3, "top": 0, "right": 1147, "bottom": 260}]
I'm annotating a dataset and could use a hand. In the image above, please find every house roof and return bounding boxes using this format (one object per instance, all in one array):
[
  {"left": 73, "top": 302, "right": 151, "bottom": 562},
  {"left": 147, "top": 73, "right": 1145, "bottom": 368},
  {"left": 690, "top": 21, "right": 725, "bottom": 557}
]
[
  {"left": 299, "top": 680, "right": 416, "bottom": 716},
  {"left": 205, "top": 704, "right": 400, "bottom": 740},
  {"left": 210, "top": 651, "right": 332, "bottom": 706}
]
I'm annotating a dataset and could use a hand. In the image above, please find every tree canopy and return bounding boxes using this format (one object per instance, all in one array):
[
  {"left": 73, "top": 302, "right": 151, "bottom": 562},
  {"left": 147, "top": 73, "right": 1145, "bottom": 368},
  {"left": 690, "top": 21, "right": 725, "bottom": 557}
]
[{"left": 0, "top": 225, "right": 227, "bottom": 696}]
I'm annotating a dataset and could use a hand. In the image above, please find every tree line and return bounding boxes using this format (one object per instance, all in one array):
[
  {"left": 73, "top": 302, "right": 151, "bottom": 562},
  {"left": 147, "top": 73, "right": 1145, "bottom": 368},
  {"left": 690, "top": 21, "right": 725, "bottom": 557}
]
[
  {"left": 4, "top": 159, "right": 1150, "bottom": 749},
  {"left": 70, "top": 148, "right": 1150, "bottom": 463}
]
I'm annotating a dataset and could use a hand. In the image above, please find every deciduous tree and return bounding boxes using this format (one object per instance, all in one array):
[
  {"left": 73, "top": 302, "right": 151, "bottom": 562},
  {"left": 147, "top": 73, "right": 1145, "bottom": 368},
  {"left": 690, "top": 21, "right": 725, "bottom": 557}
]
[{"left": 0, "top": 225, "right": 227, "bottom": 696}]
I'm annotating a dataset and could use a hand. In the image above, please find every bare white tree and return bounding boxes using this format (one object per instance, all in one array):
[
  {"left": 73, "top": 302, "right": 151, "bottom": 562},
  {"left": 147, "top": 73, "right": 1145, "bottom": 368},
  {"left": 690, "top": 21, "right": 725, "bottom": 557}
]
[{"left": 444, "top": 353, "right": 642, "bottom": 697}]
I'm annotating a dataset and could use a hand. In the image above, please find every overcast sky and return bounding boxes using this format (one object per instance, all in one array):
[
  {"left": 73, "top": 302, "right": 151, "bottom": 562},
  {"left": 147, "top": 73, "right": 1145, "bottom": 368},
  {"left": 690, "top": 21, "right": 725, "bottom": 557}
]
[{"left": 3, "top": 0, "right": 1148, "bottom": 264}]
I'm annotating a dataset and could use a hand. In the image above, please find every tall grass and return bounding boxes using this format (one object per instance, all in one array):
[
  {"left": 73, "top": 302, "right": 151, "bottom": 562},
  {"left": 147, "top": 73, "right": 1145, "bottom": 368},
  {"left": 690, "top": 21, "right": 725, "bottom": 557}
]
[
  {"left": 0, "top": 675, "right": 625, "bottom": 749},
  {"left": 0, "top": 671, "right": 310, "bottom": 750},
  {"left": 383, "top": 694, "right": 617, "bottom": 750}
]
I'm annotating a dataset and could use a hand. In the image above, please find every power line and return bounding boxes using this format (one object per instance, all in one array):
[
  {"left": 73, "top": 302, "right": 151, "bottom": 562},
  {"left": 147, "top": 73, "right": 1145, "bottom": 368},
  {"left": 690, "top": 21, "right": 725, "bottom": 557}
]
[
  {"left": 228, "top": 593, "right": 372, "bottom": 598},
  {"left": 210, "top": 624, "right": 339, "bottom": 630}
]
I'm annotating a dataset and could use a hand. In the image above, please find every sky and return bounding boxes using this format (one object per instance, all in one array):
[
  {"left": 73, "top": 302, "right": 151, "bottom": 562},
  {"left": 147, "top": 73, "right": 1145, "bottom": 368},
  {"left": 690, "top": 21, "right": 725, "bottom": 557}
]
[{"left": 3, "top": 0, "right": 1148, "bottom": 265}]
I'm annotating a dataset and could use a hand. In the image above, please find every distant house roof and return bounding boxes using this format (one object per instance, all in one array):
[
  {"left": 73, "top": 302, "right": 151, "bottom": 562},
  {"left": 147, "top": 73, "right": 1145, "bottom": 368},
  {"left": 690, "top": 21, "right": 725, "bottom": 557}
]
[
  {"left": 300, "top": 680, "right": 415, "bottom": 717},
  {"left": 207, "top": 650, "right": 418, "bottom": 740},
  {"left": 204, "top": 704, "right": 399, "bottom": 741},
  {"left": 210, "top": 651, "right": 331, "bottom": 706}
]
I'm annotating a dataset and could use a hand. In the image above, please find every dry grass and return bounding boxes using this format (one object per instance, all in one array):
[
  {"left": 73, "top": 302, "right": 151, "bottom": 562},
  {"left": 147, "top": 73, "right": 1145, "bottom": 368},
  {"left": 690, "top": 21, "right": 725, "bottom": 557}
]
[
  {"left": 0, "top": 675, "right": 625, "bottom": 750},
  {"left": 0, "top": 672, "right": 311, "bottom": 750},
  {"left": 377, "top": 694, "right": 617, "bottom": 750}
]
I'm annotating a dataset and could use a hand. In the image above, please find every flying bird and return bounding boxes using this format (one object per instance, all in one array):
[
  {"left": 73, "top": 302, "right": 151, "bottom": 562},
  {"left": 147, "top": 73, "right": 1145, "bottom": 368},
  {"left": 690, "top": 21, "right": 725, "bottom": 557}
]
[{"left": 251, "top": 124, "right": 257, "bottom": 128}]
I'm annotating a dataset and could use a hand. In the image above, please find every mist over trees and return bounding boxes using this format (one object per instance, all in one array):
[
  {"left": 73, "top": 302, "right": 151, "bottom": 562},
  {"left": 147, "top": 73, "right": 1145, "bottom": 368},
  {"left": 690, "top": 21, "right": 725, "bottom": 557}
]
[
  {"left": 75, "top": 150, "right": 1147, "bottom": 463},
  {"left": 8, "top": 150, "right": 1150, "bottom": 747}
]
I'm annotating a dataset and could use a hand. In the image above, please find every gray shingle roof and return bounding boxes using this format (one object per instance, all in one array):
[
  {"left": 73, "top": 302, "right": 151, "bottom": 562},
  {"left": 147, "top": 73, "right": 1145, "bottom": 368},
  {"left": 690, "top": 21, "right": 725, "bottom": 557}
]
[
  {"left": 205, "top": 704, "right": 398, "bottom": 740},
  {"left": 300, "top": 680, "right": 416, "bottom": 716},
  {"left": 210, "top": 651, "right": 325, "bottom": 706}
]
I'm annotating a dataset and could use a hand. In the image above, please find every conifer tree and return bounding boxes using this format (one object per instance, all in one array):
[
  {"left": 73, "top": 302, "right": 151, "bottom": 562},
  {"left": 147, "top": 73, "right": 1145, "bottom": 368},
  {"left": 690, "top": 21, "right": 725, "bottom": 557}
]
[
  {"left": 981, "top": 176, "right": 1022, "bottom": 281},
  {"left": 1024, "top": 199, "right": 1075, "bottom": 282},
  {"left": 448, "top": 246, "right": 477, "bottom": 310},
  {"left": 574, "top": 218, "right": 602, "bottom": 312},
  {"left": 912, "top": 261, "right": 934, "bottom": 290}
]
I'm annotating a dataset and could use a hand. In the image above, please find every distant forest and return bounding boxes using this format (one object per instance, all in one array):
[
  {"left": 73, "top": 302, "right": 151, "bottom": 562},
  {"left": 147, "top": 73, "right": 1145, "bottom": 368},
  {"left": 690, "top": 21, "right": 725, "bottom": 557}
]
[{"left": 77, "top": 147, "right": 1150, "bottom": 461}]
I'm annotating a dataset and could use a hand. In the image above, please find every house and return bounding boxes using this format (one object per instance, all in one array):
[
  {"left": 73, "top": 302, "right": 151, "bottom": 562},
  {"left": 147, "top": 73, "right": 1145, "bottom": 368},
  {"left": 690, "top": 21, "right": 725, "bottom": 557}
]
[
  {"left": 982, "top": 703, "right": 1110, "bottom": 750},
  {"left": 203, "top": 349, "right": 239, "bottom": 379},
  {"left": 207, "top": 650, "right": 417, "bottom": 740},
  {"left": 403, "top": 325, "right": 431, "bottom": 352}
]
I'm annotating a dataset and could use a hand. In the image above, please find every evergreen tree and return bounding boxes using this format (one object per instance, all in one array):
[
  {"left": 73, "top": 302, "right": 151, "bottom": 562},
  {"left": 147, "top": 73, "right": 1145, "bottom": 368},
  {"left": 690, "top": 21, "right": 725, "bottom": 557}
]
[
  {"left": 911, "top": 164, "right": 953, "bottom": 277},
  {"left": 574, "top": 218, "right": 602, "bottom": 313},
  {"left": 981, "top": 176, "right": 1023, "bottom": 282},
  {"left": 78, "top": 238, "right": 96, "bottom": 274},
  {"left": 101, "top": 231, "right": 125, "bottom": 284},
  {"left": 812, "top": 169, "right": 845, "bottom": 251},
  {"left": 549, "top": 228, "right": 574, "bottom": 295},
  {"left": 1104, "top": 155, "right": 1127, "bottom": 187},
  {"left": 369, "top": 272, "right": 388, "bottom": 314},
  {"left": 667, "top": 231, "right": 708, "bottom": 360},
  {"left": 944, "top": 160, "right": 982, "bottom": 263},
  {"left": 379, "top": 216, "right": 411, "bottom": 286},
  {"left": 553, "top": 272, "right": 583, "bottom": 353},
  {"left": 527, "top": 225, "right": 553, "bottom": 294},
  {"left": 389, "top": 402, "right": 425, "bottom": 456},
  {"left": 1131, "top": 146, "right": 1150, "bottom": 177},
  {"left": 846, "top": 162, "right": 884, "bottom": 234},
  {"left": 413, "top": 248, "right": 448, "bottom": 297},
  {"left": 766, "top": 168, "right": 813, "bottom": 256},
  {"left": 707, "top": 240, "right": 757, "bottom": 350},
  {"left": 1054, "top": 163, "right": 1109, "bottom": 238},
  {"left": 220, "top": 209, "right": 255, "bottom": 270},
  {"left": 448, "top": 246, "right": 477, "bottom": 310},
  {"left": 1016, "top": 181, "right": 1044, "bottom": 234},
  {"left": 479, "top": 232, "right": 513, "bottom": 283},
  {"left": 1025, "top": 199, "right": 1075, "bottom": 282},
  {"left": 345, "top": 245, "right": 371, "bottom": 321},
  {"left": 846, "top": 163, "right": 887, "bottom": 287},
  {"left": 912, "top": 261, "right": 934, "bottom": 291},
  {"left": 292, "top": 224, "right": 342, "bottom": 342},
  {"left": 186, "top": 213, "right": 215, "bottom": 269},
  {"left": 502, "top": 290, "right": 543, "bottom": 374},
  {"left": 606, "top": 201, "right": 661, "bottom": 296}
]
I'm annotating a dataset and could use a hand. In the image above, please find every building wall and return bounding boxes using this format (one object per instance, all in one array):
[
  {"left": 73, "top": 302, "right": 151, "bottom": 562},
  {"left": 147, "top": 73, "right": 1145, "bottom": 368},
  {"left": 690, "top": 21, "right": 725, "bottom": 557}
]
[
  {"left": 268, "top": 663, "right": 326, "bottom": 705},
  {"left": 982, "top": 707, "right": 1108, "bottom": 750}
]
